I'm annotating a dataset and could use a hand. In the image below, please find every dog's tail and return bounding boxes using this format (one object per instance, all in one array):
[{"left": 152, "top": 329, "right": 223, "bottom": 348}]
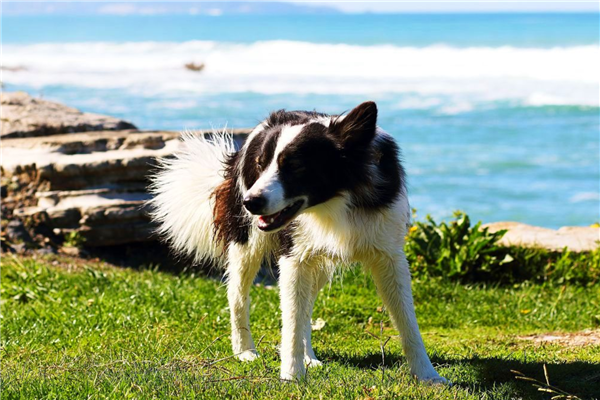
[{"left": 148, "top": 131, "right": 235, "bottom": 264}]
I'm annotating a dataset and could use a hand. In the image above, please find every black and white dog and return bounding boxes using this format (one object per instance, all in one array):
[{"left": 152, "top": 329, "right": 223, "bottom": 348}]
[{"left": 149, "top": 101, "right": 446, "bottom": 384}]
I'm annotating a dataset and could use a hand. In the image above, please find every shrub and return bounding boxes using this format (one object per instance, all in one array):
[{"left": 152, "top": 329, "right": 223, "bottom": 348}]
[
  {"left": 63, "top": 231, "right": 86, "bottom": 248},
  {"left": 406, "top": 211, "right": 599, "bottom": 286}
]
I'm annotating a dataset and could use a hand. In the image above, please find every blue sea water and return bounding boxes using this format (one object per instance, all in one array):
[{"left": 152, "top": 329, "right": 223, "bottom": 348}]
[
  {"left": 3, "top": 13, "right": 599, "bottom": 228},
  {"left": 4, "top": 13, "right": 600, "bottom": 47}
]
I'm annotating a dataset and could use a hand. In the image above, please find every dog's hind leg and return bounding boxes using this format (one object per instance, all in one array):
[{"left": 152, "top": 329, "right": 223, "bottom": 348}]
[
  {"left": 226, "top": 243, "right": 262, "bottom": 362},
  {"left": 278, "top": 256, "right": 315, "bottom": 380},
  {"left": 303, "top": 268, "right": 329, "bottom": 368},
  {"left": 367, "top": 250, "right": 448, "bottom": 385}
]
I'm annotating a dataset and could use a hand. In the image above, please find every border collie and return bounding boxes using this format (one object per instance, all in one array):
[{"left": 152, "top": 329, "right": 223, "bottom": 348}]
[{"left": 149, "top": 101, "right": 447, "bottom": 384}]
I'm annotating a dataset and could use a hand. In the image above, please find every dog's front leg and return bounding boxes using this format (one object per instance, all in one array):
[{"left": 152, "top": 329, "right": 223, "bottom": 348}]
[
  {"left": 368, "top": 251, "right": 448, "bottom": 384},
  {"left": 278, "top": 256, "right": 314, "bottom": 381},
  {"left": 303, "top": 268, "right": 329, "bottom": 367},
  {"left": 226, "top": 243, "right": 262, "bottom": 361}
]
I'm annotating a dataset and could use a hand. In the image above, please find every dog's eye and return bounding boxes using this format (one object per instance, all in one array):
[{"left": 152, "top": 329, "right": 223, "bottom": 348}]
[
  {"left": 255, "top": 156, "right": 262, "bottom": 170},
  {"left": 256, "top": 155, "right": 268, "bottom": 171}
]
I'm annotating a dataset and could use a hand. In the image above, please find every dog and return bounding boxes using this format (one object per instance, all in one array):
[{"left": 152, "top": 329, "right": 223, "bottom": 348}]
[{"left": 149, "top": 101, "right": 447, "bottom": 384}]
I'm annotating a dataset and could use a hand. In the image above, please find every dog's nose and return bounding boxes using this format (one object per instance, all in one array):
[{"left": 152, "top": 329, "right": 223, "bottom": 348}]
[{"left": 243, "top": 195, "right": 266, "bottom": 214}]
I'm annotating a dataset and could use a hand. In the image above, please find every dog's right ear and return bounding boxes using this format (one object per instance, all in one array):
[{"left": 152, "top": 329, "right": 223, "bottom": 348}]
[{"left": 330, "top": 101, "right": 378, "bottom": 149}]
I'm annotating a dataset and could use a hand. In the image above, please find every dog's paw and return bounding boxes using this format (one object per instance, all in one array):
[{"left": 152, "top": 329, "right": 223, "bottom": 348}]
[
  {"left": 419, "top": 374, "right": 451, "bottom": 386},
  {"left": 304, "top": 356, "right": 323, "bottom": 368},
  {"left": 280, "top": 359, "right": 306, "bottom": 382},
  {"left": 279, "top": 371, "right": 299, "bottom": 382},
  {"left": 280, "top": 369, "right": 308, "bottom": 382},
  {"left": 236, "top": 349, "right": 259, "bottom": 362}
]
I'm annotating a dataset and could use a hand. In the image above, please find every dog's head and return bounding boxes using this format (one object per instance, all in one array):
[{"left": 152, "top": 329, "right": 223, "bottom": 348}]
[{"left": 240, "top": 101, "right": 378, "bottom": 232}]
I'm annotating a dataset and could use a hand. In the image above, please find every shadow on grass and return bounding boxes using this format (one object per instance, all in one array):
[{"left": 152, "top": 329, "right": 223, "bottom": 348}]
[
  {"left": 82, "top": 241, "right": 279, "bottom": 284},
  {"left": 321, "top": 351, "right": 600, "bottom": 398}
]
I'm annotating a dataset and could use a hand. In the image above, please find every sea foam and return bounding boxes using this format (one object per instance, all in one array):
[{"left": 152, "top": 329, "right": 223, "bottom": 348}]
[{"left": 3, "top": 40, "right": 599, "bottom": 106}]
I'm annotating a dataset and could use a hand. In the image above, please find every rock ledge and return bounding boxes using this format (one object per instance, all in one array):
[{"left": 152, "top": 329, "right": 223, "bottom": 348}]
[
  {"left": 1, "top": 91, "right": 137, "bottom": 138},
  {"left": 484, "top": 222, "right": 599, "bottom": 253}
]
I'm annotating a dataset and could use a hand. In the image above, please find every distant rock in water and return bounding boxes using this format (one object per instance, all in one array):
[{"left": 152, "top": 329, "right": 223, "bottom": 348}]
[
  {"left": 184, "top": 62, "right": 205, "bottom": 72},
  {"left": 1, "top": 65, "right": 28, "bottom": 72},
  {"left": 1, "top": 91, "right": 137, "bottom": 138}
]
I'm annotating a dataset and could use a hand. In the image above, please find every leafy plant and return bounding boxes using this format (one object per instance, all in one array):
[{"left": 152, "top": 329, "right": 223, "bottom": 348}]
[
  {"left": 405, "top": 211, "right": 600, "bottom": 285},
  {"left": 63, "top": 231, "right": 86, "bottom": 248},
  {"left": 406, "top": 211, "right": 512, "bottom": 281}
]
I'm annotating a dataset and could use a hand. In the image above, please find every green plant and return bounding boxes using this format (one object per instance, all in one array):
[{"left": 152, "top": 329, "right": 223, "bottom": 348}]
[
  {"left": 63, "top": 231, "right": 86, "bottom": 248},
  {"left": 406, "top": 211, "right": 513, "bottom": 282},
  {"left": 405, "top": 211, "right": 600, "bottom": 285},
  {"left": 507, "top": 245, "right": 600, "bottom": 286}
]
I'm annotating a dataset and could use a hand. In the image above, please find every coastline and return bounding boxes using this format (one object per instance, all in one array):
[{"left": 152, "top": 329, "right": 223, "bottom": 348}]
[{"left": 1, "top": 91, "right": 598, "bottom": 254}]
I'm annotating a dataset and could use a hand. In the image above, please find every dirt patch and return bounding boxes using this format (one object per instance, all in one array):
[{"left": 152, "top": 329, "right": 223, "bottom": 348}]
[{"left": 518, "top": 330, "right": 600, "bottom": 346}]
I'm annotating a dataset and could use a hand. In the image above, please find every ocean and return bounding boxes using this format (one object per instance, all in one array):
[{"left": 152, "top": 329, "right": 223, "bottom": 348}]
[{"left": 3, "top": 13, "right": 599, "bottom": 228}]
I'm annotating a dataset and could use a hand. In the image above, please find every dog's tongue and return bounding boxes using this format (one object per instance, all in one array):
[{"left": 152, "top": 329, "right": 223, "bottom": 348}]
[
  {"left": 255, "top": 200, "right": 304, "bottom": 232},
  {"left": 257, "top": 211, "right": 281, "bottom": 229}
]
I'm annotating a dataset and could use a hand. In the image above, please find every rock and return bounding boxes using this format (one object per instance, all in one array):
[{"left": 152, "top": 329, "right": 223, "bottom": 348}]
[
  {"left": 60, "top": 246, "right": 87, "bottom": 257},
  {"left": 184, "top": 62, "right": 205, "bottom": 72},
  {"left": 1, "top": 91, "right": 137, "bottom": 138},
  {"left": 5, "top": 219, "right": 32, "bottom": 244},
  {"left": 2, "top": 125, "right": 251, "bottom": 247},
  {"left": 11, "top": 243, "right": 27, "bottom": 254},
  {"left": 2, "top": 130, "right": 249, "bottom": 189},
  {"left": 484, "top": 222, "right": 599, "bottom": 252},
  {"left": 35, "top": 246, "right": 57, "bottom": 256}
]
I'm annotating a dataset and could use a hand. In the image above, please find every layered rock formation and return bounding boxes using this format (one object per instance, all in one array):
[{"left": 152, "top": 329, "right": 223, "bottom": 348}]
[
  {"left": 1, "top": 92, "right": 250, "bottom": 248},
  {"left": 1, "top": 92, "right": 137, "bottom": 138},
  {"left": 2, "top": 129, "right": 251, "bottom": 247}
]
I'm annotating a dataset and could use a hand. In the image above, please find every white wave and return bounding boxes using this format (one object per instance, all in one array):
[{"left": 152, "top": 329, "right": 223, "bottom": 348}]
[
  {"left": 569, "top": 192, "right": 600, "bottom": 203},
  {"left": 525, "top": 92, "right": 593, "bottom": 107},
  {"left": 437, "top": 101, "right": 475, "bottom": 115},
  {"left": 3, "top": 40, "right": 599, "bottom": 105},
  {"left": 392, "top": 96, "right": 443, "bottom": 110}
]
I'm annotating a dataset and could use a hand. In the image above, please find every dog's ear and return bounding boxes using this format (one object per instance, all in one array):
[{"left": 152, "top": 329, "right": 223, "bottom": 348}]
[{"left": 330, "top": 101, "right": 377, "bottom": 149}]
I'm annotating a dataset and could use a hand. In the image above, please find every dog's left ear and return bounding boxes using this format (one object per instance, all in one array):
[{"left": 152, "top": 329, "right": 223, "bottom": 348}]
[{"left": 330, "top": 101, "right": 378, "bottom": 149}]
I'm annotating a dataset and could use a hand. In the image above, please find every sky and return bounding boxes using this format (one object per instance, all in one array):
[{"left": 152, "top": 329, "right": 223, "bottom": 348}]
[
  {"left": 301, "top": 1, "right": 600, "bottom": 13},
  {"left": 2, "top": 0, "right": 599, "bottom": 15}
]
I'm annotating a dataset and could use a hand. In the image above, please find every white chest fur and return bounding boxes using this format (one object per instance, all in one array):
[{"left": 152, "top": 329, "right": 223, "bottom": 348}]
[{"left": 292, "top": 194, "right": 410, "bottom": 265}]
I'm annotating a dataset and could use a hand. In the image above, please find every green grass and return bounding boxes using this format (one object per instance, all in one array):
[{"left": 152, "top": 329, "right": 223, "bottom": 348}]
[{"left": 2, "top": 255, "right": 599, "bottom": 399}]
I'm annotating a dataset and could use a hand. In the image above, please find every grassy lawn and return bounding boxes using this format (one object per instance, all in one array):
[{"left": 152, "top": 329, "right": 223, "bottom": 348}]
[{"left": 1, "top": 255, "right": 599, "bottom": 399}]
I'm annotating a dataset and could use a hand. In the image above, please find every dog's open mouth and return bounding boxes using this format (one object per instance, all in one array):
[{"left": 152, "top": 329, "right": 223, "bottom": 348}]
[{"left": 256, "top": 200, "right": 304, "bottom": 232}]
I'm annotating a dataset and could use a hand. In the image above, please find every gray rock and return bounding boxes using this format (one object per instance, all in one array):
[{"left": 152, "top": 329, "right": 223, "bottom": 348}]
[
  {"left": 11, "top": 243, "right": 27, "bottom": 254},
  {"left": 35, "top": 246, "right": 57, "bottom": 256},
  {"left": 3, "top": 123, "right": 251, "bottom": 247},
  {"left": 1, "top": 91, "right": 137, "bottom": 138},
  {"left": 5, "top": 219, "right": 32, "bottom": 244},
  {"left": 484, "top": 222, "right": 600, "bottom": 252}
]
